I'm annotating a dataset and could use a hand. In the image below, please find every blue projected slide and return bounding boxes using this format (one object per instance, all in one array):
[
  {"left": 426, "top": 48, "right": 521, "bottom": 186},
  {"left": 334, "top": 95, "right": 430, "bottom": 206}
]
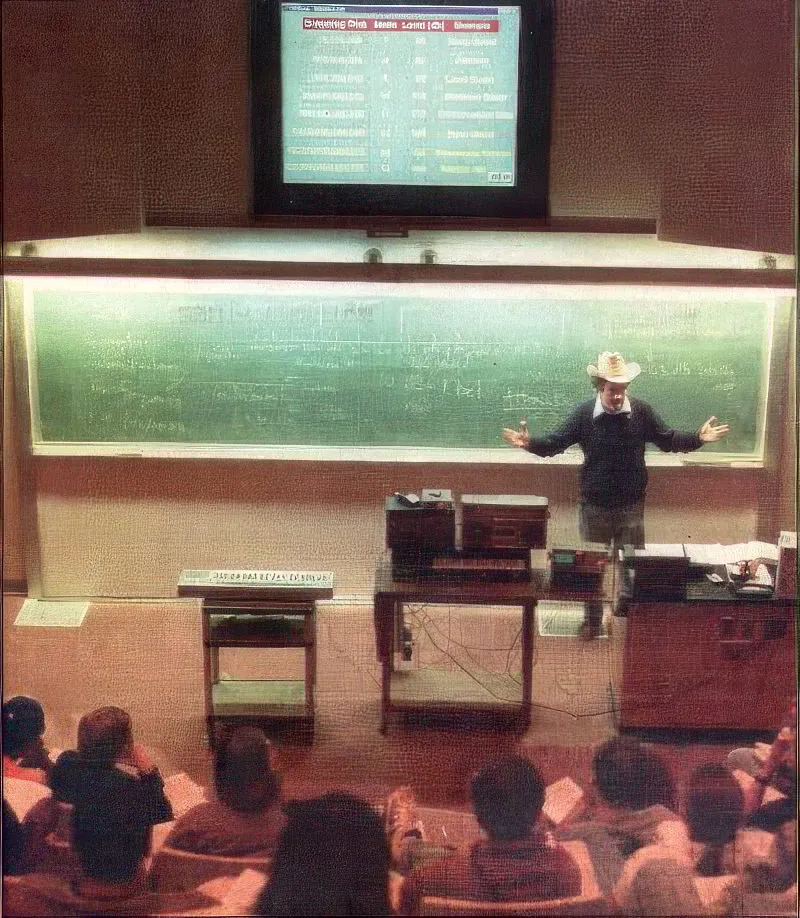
[{"left": 281, "top": 4, "right": 521, "bottom": 186}]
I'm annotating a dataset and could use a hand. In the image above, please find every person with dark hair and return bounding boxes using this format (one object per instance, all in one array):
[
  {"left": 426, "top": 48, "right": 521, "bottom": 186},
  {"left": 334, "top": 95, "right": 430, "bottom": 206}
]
[
  {"left": 613, "top": 763, "right": 795, "bottom": 915},
  {"left": 49, "top": 705, "right": 172, "bottom": 854},
  {"left": 503, "top": 351, "right": 728, "bottom": 638},
  {"left": 555, "top": 737, "right": 683, "bottom": 895},
  {"left": 2, "top": 816, "right": 225, "bottom": 916},
  {"left": 252, "top": 791, "right": 394, "bottom": 917},
  {"left": 592, "top": 736, "right": 677, "bottom": 812},
  {"left": 3, "top": 696, "right": 52, "bottom": 783},
  {"left": 399, "top": 756, "right": 581, "bottom": 909},
  {"left": 163, "top": 725, "right": 284, "bottom": 857},
  {"left": 685, "top": 764, "right": 745, "bottom": 877}
]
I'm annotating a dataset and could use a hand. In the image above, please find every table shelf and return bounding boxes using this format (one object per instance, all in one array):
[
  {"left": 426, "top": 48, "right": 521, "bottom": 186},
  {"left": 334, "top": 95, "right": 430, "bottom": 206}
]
[
  {"left": 206, "top": 614, "right": 309, "bottom": 647},
  {"left": 212, "top": 679, "right": 310, "bottom": 717},
  {"left": 390, "top": 669, "right": 523, "bottom": 708}
]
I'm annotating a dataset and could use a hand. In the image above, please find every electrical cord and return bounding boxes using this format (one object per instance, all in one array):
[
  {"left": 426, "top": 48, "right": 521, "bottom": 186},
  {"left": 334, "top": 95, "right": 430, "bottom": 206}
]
[{"left": 400, "top": 602, "right": 620, "bottom": 719}]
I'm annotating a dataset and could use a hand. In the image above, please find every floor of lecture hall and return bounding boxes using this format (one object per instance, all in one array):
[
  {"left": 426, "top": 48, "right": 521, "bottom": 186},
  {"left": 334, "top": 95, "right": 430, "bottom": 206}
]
[{"left": 2, "top": 593, "right": 755, "bottom": 808}]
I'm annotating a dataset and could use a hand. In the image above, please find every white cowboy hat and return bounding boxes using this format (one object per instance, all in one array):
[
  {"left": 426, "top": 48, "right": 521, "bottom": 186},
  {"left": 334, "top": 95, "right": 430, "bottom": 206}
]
[{"left": 586, "top": 351, "right": 641, "bottom": 383}]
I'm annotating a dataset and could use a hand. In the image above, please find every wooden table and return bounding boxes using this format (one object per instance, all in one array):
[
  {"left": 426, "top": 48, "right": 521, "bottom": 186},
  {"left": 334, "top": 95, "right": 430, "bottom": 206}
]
[
  {"left": 619, "top": 584, "right": 796, "bottom": 731},
  {"left": 373, "top": 558, "right": 611, "bottom": 732},
  {"left": 178, "top": 570, "right": 333, "bottom": 744}
]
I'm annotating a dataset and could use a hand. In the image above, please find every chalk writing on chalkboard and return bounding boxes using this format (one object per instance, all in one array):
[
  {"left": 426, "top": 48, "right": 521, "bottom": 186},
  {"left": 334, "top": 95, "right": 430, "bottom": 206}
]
[{"left": 25, "top": 279, "right": 774, "bottom": 456}]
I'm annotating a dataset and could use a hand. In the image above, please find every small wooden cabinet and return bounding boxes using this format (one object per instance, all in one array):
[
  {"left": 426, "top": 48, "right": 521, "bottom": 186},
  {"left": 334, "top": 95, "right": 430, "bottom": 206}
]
[
  {"left": 619, "top": 596, "right": 795, "bottom": 731},
  {"left": 178, "top": 570, "right": 333, "bottom": 743}
]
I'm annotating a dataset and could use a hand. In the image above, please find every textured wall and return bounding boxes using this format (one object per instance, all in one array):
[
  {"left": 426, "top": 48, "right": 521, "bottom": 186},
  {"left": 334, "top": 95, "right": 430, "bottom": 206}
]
[
  {"left": 1, "top": 0, "right": 140, "bottom": 241},
  {"left": 31, "top": 457, "right": 772, "bottom": 598},
  {"left": 2, "top": 0, "right": 793, "bottom": 246}
]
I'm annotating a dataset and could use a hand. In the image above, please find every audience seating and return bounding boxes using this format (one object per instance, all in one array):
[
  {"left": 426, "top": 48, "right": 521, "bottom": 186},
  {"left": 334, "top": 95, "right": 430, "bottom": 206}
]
[
  {"left": 149, "top": 844, "right": 272, "bottom": 893},
  {"left": 417, "top": 839, "right": 607, "bottom": 916},
  {"left": 2, "top": 874, "right": 245, "bottom": 917}
]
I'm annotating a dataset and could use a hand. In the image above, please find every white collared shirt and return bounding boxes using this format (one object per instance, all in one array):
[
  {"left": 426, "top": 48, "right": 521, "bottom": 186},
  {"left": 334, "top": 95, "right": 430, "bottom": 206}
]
[{"left": 593, "top": 393, "right": 632, "bottom": 419}]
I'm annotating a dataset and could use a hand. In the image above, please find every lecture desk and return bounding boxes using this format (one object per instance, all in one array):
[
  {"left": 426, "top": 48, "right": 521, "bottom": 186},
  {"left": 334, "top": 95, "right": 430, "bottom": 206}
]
[
  {"left": 618, "top": 578, "right": 796, "bottom": 731},
  {"left": 373, "top": 556, "right": 612, "bottom": 733}
]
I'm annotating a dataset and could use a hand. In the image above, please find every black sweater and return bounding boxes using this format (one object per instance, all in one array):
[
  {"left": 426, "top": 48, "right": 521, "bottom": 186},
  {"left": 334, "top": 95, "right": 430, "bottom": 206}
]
[
  {"left": 525, "top": 398, "right": 703, "bottom": 509},
  {"left": 50, "top": 751, "right": 173, "bottom": 832}
]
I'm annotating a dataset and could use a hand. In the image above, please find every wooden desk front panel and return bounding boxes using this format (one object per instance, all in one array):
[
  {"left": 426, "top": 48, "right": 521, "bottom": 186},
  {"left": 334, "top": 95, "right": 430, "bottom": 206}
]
[{"left": 620, "top": 600, "right": 796, "bottom": 730}]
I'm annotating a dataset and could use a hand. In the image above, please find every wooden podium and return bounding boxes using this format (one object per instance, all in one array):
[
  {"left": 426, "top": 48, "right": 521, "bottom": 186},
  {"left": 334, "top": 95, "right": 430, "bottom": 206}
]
[
  {"left": 178, "top": 570, "right": 333, "bottom": 744},
  {"left": 619, "top": 584, "right": 795, "bottom": 731}
]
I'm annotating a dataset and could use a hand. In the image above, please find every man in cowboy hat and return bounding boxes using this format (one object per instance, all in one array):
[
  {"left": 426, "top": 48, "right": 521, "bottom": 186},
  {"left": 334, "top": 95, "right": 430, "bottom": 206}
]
[{"left": 502, "top": 352, "right": 729, "bottom": 638}]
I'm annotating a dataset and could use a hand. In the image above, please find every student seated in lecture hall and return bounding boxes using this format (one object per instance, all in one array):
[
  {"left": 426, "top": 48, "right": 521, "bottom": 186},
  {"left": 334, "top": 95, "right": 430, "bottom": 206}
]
[
  {"left": 503, "top": 351, "right": 729, "bottom": 639},
  {"left": 2, "top": 807, "right": 226, "bottom": 917},
  {"left": 394, "top": 755, "right": 582, "bottom": 912},
  {"left": 3, "top": 696, "right": 53, "bottom": 784},
  {"left": 252, "top": 791, "right": 396, "bottom": 917},
  {"left": 48, "top": 706, "right": 173, "bottom": 855},
  {"left": 727, "top": 698, "right": 797, "bottom": 833},
  {"left": 554, "top": 736, "right": 682, "bottom": 896},
  {"left": 162, "top": 725, "right": 285, "bottom": 858},
  {"left": 613, "top": 763, "right": 798, "bottom": 915}
]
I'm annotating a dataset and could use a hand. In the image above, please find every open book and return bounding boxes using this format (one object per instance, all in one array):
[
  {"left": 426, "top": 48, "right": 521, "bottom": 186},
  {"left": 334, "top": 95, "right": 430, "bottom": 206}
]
[
  {"left": 163, "top": 771, "right": 207, "bottom": 819},
  {"left": 731, "top": 769, "right": 788, "bottom": 806},
  {"left": 542, "top": 776, "right": 585, "bottom": 826}
]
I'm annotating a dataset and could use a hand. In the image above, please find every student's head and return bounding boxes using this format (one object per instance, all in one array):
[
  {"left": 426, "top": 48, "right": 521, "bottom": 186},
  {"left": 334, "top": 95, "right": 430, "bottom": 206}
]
[
  {"left": 77, "top": 706, "right": 133, "bottom": 764},
  {"left": 214, "top": 726, "right": 280, "bottom": 814},
  {"left": 470, "top": 755, "right": 545, "bottom": 842},
  {"left": 686, "top": 764, "right": 743, "bottom": 848},
  {"left": 592, "top": 737, "right": 676, "bottom": 811},
  {"left": 2, "top": 696, "right": 45, "bottom": 758},
  {"left": 253, "top": 792, "right": 392, "bottom": 916},
  {"left": 72, "top": 823, "right": 150, "bottom": 884}
]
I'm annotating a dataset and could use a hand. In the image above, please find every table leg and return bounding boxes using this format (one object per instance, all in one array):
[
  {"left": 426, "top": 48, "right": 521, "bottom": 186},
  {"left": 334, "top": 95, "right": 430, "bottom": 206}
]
[
  {"left": 305, "top": 607, "right": 316, "bottom": 714},
  {"left": 521, "top": 601, "right": 534, "bottom": 727},
  {"left": 201, "top": 608, "right": 215, "bottom": 747},
  {"left": 380, "top": 657, "right": 391, "bottom": 733}
]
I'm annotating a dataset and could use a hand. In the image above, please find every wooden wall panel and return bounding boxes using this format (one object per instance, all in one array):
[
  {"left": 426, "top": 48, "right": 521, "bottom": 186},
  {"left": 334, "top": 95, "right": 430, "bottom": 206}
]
[
  {"left": 658, "top": 0, "right": 794, "bottom": 254},
  {"left": 1, "top": 0, "right": 140, "bottom": 242},
  {"left": 549, "top": 0, "right": 667, "bottom": 219},
  {"left": 2, "top": 301, "right": 26, "bottom": 590},
  {"left": 2, "top": 0, "right": 792, "bottom": 248},
  {"left": 139, "top": 0, "right": 251, "bottom": 226}
]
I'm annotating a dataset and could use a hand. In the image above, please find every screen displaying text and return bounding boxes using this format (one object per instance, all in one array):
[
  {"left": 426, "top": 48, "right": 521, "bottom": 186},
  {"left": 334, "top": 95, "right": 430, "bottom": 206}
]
[{"left": 281, "top": 4, "right": 521, "bottom": 186}]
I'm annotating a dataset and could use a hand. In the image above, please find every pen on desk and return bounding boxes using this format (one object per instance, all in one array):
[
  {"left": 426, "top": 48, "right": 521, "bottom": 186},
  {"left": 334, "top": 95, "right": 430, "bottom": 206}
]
[{"left": 441, "top": 825, "right": 448, "bottom": 843}]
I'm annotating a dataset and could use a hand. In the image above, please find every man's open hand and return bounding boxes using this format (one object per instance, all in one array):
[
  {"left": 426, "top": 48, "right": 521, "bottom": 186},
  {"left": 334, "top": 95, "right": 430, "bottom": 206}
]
[
  {"left": 502, "top": 426, "right": 530, "bottom": 448},
  {"left": 698, "top": 416, "right": 729, "bottom": 442}
]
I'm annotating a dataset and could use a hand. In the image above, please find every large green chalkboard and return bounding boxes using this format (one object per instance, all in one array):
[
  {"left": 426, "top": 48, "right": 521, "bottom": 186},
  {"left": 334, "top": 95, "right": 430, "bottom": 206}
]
[{"left": 26, "top": 279, "right": 774, "bottom": 455}]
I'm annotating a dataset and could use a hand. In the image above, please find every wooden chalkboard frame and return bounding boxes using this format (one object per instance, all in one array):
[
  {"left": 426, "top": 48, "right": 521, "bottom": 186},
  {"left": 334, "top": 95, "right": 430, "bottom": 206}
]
[{"left": 8, "top": 262, "right": 794, "bottom": 465}]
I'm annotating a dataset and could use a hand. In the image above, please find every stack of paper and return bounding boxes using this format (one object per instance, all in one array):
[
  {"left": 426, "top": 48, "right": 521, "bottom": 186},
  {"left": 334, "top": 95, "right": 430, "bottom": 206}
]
[
  {"left": 685, "top": 541, "right": 779, "bottom": 565},
  {"left": 542, "top": 776, "right": 585, "bottom": 825}
]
